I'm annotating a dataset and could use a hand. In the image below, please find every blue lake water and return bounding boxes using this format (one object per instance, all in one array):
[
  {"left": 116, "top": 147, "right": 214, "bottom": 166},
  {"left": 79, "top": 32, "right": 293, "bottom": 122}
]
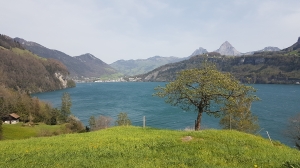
[{"left": 33, "top": 82, "right": 300, "bottom": 148}]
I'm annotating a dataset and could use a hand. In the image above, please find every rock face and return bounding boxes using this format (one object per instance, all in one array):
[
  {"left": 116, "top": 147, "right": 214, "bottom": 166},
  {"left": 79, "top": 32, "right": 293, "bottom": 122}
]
[
  {"left": 190, "top": 47, "right": 208, "bottom": 57},
  {"left": 54, "top": 72, "right": 68, "bottom": 88},
  {"left": 214, "top": 41, "right": 241, "bottom": 56}
]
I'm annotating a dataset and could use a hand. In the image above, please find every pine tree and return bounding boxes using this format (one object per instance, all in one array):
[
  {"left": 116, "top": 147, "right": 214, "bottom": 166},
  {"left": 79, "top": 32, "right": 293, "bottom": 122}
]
[
  {"left": 0, "top": 120, "right": 3, "bottom": 140},
  {"left": 115, "top": 112, "right": 131, "bottom": 126},
  {"left": 89, "top": 116, "right": 96, "bottom": 130},
  {"left": 60, "top": 92, "right": 72, "bottom": 123}
]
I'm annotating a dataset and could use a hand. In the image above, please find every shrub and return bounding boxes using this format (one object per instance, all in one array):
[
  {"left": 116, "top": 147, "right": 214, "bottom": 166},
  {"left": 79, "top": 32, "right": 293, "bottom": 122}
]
[{"left": 65, "top": 115, "right": 85, "bottom": 133}]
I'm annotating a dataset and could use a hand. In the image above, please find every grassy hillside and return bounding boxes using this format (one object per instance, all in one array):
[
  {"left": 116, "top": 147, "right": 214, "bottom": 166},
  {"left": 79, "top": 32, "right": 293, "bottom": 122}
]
[{"left": 0, "top": 126, "right": 299, "bottom": 167}]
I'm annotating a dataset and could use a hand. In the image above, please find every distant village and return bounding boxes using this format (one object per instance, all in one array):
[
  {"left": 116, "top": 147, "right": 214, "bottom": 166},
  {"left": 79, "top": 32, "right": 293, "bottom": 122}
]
[{"left": 73, "top": 77, "right": 142, "bottom": 83}]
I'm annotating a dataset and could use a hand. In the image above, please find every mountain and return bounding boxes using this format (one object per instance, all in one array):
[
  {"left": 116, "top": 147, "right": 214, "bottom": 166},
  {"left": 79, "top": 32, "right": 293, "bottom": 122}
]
[
  {"left": 282, "top": 37, "right": 300, "bottom": 52},
  {"left": 110, "top": 56, "right": 186, "bottom": 76},
  {"left": 214, "top": 41, "right": 241, "bottom": 56},
  {"left": 73, "top": 53, "right": 118, "bottom": 77},
  {"left": 14, "top": 38, "right": 117, "bottom": 78},
  {"left": 260, "top": 46, "right": 281, "bottom": 52},
  {"left": 0, "top": 34, "right": 75, "bottom": 93},
  {"left": 190, "top": 47, "right": 208, "bottom": 57},
  {"left": 136, "top": 37, "right": 300, "bottom": 84}
]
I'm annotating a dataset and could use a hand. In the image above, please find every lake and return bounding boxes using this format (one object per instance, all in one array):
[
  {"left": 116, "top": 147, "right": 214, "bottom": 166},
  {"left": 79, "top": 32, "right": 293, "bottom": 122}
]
[{"left": 33, "top": 82, "right": 300, "bottom": 147}]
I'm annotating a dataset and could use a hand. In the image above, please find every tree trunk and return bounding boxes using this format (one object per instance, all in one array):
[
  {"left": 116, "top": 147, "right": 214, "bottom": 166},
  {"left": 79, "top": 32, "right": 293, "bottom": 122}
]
[{"left": 195, "top": 111, "right": 203, "bottom": 131}]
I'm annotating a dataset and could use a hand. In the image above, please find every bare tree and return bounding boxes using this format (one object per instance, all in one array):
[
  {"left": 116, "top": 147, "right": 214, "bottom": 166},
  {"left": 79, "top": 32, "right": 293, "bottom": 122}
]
[
  {"left": 89, "top": 115, "right": 112, "bottom": 131},
  {"left": 286, "top": 113, "right": 300, "bottom": 150},
  {"left": 95, "top": 115, "right": 112, "bottom": 130}
]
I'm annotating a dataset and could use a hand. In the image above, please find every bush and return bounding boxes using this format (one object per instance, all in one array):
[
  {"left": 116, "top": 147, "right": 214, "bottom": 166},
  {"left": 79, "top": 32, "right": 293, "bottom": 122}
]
[{"left": 65, "top": 115, "right": 85, "bottom": 133}]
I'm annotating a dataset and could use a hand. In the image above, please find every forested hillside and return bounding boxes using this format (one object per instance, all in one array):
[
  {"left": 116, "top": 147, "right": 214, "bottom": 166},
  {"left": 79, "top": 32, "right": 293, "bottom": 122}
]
[{"left": 0, "top": 34, "right": 75, "bottom": 93}]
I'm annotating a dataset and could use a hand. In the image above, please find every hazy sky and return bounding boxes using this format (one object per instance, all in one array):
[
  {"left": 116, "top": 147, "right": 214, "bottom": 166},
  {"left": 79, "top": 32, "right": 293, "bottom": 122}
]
[{"left": 1, "top": 0, "right": 300, "bottom": 64}]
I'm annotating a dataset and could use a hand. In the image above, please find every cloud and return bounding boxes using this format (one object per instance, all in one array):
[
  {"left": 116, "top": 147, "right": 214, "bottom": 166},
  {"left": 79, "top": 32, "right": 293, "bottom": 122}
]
[{"left": 1, "top": 0, "right": 300, "bottom": 63}]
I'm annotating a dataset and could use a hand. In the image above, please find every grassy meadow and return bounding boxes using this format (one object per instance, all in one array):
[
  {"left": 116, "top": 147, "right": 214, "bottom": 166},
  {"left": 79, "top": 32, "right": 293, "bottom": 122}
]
[
  {"left": 2, "top": 123, "right": 65, "bottom": 140},
  {"left": 0, "top": 126, "right": 299, "bottom": 167}
]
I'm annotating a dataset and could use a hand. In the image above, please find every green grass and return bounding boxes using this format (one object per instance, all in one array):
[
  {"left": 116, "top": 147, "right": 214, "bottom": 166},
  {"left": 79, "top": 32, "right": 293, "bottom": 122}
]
[
  {"left": 0, "top": 126, "right": 299, "bottom": 167},
  {"left": 11, "top": 48, "right": 47, "bottom": 60},
  {"left": 98, "top": 72, "right": 124, "bottom": 80},
  {"left": 2, "top": 123, "right": 64, "bottom": 140}
]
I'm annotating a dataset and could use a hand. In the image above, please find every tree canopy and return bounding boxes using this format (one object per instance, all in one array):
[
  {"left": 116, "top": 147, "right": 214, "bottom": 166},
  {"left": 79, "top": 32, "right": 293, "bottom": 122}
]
[{"left": 154, "top": 64, "right": 258, "bottom": 131}]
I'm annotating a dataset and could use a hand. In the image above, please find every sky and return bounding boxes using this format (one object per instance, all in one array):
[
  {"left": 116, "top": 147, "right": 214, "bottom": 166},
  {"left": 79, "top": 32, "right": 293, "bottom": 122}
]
[{"left": 1, "top": 0, "right": 300, "bottom": 64}]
